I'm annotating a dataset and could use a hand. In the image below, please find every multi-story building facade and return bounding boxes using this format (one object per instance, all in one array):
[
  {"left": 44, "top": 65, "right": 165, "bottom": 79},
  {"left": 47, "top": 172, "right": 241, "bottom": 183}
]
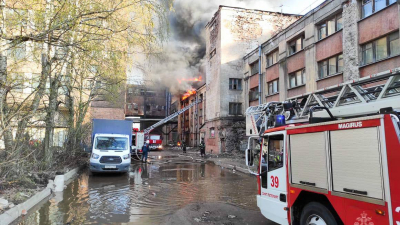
[
  {"left": 244, "top": 0, "right": 400, "bottom": 109},
  {"left": 180, "top": 84, "right": 206, "bottom": 147},
  {"left": 161, "top": 83, "right": 207, "bottom": 147},
  {"left": 162, "top": 99, "right": 179, "bottom": 146},
  {"left": 204, "top": 6, "right": 301, "bottom": 153},
  {"left": 125, "top": 83, "right": 169, "bottom": 133}
]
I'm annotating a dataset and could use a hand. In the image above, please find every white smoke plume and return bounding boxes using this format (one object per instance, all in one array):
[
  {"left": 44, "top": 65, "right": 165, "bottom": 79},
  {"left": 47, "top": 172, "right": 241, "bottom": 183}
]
[{"left": 143, "top": 0, "right": 324, "bottom": 94}]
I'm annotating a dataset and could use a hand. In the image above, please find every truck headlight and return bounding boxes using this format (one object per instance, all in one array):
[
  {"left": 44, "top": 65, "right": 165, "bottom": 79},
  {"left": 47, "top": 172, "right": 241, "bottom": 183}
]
[
  {"left": 91, "top": 153, "right": 100, "bottom": 159},
  {"left": 159, "top": 145, "right": 162, "bottom": 149},
  {"left": 123, "top": 154, "right": 130, "bottom": 160}
]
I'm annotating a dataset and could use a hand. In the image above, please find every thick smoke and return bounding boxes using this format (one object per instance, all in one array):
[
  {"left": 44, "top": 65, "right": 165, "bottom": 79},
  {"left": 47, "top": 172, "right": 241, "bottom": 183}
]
[{"left": 147, "top": 0, "right": 318, "bottom": 94}]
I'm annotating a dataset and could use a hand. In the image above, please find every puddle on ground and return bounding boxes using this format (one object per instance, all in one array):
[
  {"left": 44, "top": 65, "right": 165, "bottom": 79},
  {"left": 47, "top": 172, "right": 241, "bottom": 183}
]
[{"left": 15, "top": 156, "right": 258, "bottom": 225}]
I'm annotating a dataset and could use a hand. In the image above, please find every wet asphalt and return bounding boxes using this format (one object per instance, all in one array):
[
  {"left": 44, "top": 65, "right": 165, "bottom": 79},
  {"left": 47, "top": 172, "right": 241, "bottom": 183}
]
[{"left": 14, "top": 150, "right": 271, "bottom": 225}]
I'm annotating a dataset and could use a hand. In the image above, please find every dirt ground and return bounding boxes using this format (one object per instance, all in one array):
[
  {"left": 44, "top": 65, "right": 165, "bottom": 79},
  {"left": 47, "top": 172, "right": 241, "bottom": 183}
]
[
  {"left": 0, "top": 155, "right": 86, "bottom": 213},
  {"left": 161, "top": 202, "right": 277, "bottom": 225}
]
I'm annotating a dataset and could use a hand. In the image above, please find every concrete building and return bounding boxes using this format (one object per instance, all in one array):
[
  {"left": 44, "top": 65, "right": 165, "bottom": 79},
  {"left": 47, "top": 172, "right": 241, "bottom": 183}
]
[
  {"left": 125, "top": 83, "right": 169, "bottom": 134},
  {"left": 243, "top": 0, "right": 400, "bottom": 109},
  {"left": 204, "top": 6, "right": 301, "bottom": 153}
]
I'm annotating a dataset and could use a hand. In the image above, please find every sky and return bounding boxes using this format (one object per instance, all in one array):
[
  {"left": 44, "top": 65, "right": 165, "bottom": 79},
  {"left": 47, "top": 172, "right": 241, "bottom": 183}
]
[{"left": 138, "top": 0, "right": 326, "bottom": 94}]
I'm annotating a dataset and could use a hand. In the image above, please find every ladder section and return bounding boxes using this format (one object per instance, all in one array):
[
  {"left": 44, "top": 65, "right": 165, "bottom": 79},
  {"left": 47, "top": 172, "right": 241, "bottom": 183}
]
[
  {"left": 290, "top": 68, "right": 400, "bottom": 118},
  {"left": 143, "top": 99, "right": 202, "bottom": 134},
  {"left": 246, "top": 68, "right": 400, "bottom": 134}
]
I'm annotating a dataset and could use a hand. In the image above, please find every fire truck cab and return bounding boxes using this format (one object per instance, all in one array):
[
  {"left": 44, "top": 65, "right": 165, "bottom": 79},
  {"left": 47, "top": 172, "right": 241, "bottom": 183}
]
[
  {"left": 245, "top": 69, "right": 400, "bottom": 225},
  {"left": 248, "top": 114, "right": 400, "bottom": 225}
]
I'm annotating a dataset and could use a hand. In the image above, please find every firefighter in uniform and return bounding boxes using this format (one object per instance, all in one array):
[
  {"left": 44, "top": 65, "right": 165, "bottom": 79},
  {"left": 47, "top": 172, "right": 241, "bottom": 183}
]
[
  {"left": 182, "top": 142, "right": 187, "bottom": 153},
  {"left": 199, "top": 139, "right": 206, "bottom": 157}
]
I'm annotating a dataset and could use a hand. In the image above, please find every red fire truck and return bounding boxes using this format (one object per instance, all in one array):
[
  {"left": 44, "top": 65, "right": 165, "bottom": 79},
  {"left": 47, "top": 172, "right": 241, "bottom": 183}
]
[
  {"left": 148, "top": 134, "right": 163, "bottom": 150},
  {"left": 245, "top": 69, "right": 400, "bottom": 225}
]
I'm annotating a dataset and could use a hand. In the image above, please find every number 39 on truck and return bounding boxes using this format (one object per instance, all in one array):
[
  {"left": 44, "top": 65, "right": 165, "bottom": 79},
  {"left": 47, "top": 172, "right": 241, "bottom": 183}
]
[{"left": 245, "top": 69, "right": 400, "bottom": 225}]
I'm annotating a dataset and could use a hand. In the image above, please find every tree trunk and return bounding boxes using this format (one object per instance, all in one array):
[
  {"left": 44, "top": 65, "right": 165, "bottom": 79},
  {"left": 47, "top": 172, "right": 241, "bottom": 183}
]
[
  {"left": 41, "top": 52, "right": 55, "bottom": 167},
  {"left": 44, "top": 78, "right": 60, "bottom": 166},
  {"left": 0, "top": 54, "right": 13, "bottom": 153},
  {"left": 66, "top": 91, "right": 76, "bottom": 152},
  {"left": 14, "top": 53, "right": 49, "bottom": 147}
]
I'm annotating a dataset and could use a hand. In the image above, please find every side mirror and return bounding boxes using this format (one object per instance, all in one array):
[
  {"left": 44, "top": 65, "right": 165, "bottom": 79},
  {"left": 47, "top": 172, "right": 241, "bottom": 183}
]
[{"left": 245, "top": 149, "right": 254, "bottom": 166}]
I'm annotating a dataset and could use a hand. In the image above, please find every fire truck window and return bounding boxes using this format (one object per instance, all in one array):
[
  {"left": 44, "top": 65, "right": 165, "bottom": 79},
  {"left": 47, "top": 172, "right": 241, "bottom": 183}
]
[
  {"left": 250, "top": 138, "right": 261, "bottom": 168},
  {"left": 261, "top": 137, "right": 269, "bottom": 188},
  {"left": 267, "top": 135, "right": 284, "bottom": 172}
]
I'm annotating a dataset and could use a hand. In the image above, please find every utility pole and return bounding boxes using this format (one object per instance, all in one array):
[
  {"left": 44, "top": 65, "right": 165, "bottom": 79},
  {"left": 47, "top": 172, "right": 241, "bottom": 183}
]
[{"left": 258, "top": 45, "right": 262, "bottom": 105}]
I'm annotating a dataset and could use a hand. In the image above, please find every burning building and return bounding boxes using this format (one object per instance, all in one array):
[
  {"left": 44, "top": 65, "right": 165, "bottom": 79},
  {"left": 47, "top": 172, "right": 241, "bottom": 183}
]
[
  {"left": 162, "top": 76, "right": 206, "bottom": 147},
  {"left": 177, "top": 84, "right": 206, "bottom": 147}
]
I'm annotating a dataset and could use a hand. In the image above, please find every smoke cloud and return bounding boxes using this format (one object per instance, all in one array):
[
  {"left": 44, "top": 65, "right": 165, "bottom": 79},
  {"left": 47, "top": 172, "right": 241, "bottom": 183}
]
[{"left": 145, "top": 0, "right": 323, "bottom": 94}]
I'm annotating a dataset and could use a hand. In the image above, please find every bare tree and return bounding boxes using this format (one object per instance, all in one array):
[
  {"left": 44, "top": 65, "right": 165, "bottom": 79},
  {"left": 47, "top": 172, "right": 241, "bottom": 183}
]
[{"left": 0, "top": 0, "right": 172, "bottom": 175}]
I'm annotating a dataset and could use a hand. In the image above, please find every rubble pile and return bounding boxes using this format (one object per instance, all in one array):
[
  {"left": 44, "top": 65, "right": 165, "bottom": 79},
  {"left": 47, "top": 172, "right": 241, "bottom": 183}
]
[{"left": 224, "top": 121, "right": 246, "bottom": 152}]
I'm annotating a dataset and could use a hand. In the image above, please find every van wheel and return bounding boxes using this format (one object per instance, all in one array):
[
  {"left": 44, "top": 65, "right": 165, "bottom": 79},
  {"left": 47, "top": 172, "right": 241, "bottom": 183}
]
[{"left": 300, "top": 202, "right": 337, "bottom": 225}]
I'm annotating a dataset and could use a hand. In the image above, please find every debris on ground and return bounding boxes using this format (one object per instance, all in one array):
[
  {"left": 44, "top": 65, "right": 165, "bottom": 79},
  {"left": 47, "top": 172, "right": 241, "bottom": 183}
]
[
  {"left": 162, "top": 202, "right": 273, "bottom": 225},
  {"left": 0, "top": 198, "right": 9, "bottom": 210}
]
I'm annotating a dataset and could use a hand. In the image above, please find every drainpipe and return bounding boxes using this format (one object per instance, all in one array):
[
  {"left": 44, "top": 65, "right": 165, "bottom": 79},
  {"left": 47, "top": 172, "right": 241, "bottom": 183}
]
[{"left": 258, "top": 45, "right": 262, "bottom": 105}]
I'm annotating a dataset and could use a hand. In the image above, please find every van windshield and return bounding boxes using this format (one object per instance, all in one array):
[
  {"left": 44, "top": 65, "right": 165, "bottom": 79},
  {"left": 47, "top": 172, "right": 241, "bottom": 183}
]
[{"left": 95, "top": 137, "right": 128, "bottom": 150}]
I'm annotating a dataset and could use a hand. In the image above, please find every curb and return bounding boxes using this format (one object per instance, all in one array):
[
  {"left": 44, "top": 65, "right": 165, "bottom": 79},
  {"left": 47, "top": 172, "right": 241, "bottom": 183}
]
[
  {"left": 208, "top": 159, "right": 251, "bottom": 175},
  {"left": 0, "top": 166, "right": 83, "bottom": 225}
]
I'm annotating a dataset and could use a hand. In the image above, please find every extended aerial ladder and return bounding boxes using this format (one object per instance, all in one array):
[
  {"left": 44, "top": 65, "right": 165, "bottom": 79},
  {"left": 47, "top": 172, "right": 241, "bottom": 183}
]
[
  {"left": 246, "top": 68, "right": 400, "bottom": 136},
  {"left": 143, "top": 98, "right": 202, "bottom": 135}
]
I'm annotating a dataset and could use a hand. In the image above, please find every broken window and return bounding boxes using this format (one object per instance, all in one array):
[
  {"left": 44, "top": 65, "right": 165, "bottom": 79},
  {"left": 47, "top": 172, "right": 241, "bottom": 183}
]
[
  {"left": 249, "top": 87, "right": 259, "bottom": 101},
  {"left": 229, "top": 78, "right": 242, "bottom": 90},
  {"left": 250, "top": 61, "right": 259, "bottom": 75},
  {"left": 288, "top": 36, "right": 304, "bottom": 55},
  {"left": 229, "top": 102, "right": 242, "bottom": 115}
]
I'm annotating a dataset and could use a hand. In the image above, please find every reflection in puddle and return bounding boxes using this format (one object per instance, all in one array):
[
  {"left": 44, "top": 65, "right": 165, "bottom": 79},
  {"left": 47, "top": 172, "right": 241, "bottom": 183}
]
[{"left": 16, "top": 159, "right": 257, "bottom": 225}]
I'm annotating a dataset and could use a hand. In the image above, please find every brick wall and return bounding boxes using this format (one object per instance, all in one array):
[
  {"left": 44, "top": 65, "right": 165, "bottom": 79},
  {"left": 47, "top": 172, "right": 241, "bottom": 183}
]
[{"left": 90, "top": 107, "right": 125, "bottom": 120}]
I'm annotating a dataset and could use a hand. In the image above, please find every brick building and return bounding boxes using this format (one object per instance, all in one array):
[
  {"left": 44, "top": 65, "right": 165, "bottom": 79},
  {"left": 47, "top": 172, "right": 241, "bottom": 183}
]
[
  {"left": 178, "top": 84, "right": 206, "bottom": 147},
  {"left": 90, "top": 87, "right": 126, "bottom": 120},
  {"left": 162, "top": 98, "right": 179, "bottom": 146},
  {"left": 203, "top": 6, "right": 301, "bottom": 153},
  {"left": 243, "top": 0, "right": 400, "bottom": 109}
]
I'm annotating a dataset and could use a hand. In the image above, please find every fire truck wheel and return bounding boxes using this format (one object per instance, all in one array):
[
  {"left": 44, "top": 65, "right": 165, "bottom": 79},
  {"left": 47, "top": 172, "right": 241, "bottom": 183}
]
[{"left": 300, "top": 202, "right": 338, "bottom": 225}]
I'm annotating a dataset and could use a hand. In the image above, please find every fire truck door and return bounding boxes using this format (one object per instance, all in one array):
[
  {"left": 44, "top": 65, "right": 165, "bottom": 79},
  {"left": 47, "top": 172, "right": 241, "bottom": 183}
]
[{"left": 258, "top": 133, "right": 288, "bottom": 225}]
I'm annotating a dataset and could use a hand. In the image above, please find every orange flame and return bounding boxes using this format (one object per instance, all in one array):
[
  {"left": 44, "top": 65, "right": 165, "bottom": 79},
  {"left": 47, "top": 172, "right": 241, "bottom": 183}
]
[
  {"left": 182, "top": 89, "right": 196, "bottom": 100},
  {"left": 178, "top": 76, "right": 202, "bottom": 84}
]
